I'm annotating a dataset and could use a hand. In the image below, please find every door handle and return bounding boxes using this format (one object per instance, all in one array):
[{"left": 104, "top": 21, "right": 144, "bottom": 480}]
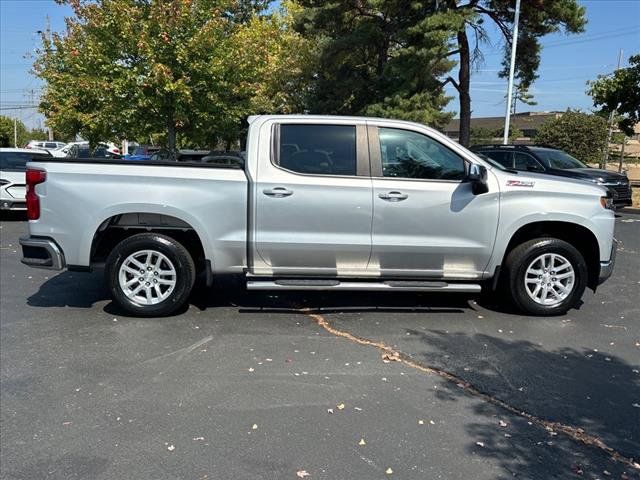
[
  {"left": 263, "top": 187, "right": 293, "bottom": 198},
  {"left": 378, "top": 191, "right": 408, "bottom": 202}
]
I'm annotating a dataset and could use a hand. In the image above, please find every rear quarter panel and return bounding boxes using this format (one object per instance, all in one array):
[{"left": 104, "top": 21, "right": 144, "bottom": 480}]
[{"left": 26, "top": 161, "right": 248, "bottom": 272}]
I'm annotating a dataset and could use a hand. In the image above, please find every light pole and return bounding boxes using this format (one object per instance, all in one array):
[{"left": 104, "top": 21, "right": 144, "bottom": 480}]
[{"left": 503, "top": 0, "right": 521, "bottom": 145}]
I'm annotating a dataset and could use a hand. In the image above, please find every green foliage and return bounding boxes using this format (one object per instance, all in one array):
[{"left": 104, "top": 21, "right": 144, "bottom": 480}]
[
  {"left": 588, "top": 54, "right": 640, "bottom": 136},
  {"left": 535, "top": 110, "right": 607, "bottom": 164},
  {"left": 34, "top": 0, "right": 309, "bottom": 148},
  {"left": 0, "top": 116, "right": 48, "bottom": 147},
  {"left": 469, "top": 126, "right": 522, "bottom": 146},
  {"left": 293, "top": 0, "right": 454, "bottom": 128}
]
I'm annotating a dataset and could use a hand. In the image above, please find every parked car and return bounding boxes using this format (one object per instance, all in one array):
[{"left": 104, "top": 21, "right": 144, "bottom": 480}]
[
  {"left": 0, "top": 148, "right": 52, "bottom": 211},
  {"left": 64, "top": 142, "right": 121, "bottom": 159},
  {"left": 200, "top": 151, "right": 245, "bottom": 167},
  {"left": 123, "top": 145, "right": 161, "bottom": 161},
  {"left": 470, "top": 145, "right": 633, "bottom": 208},
  {"left": 25, "top": 140, "right": 66, "bottom": 151},
  {"left": 148, "top": 149, "right": 211, "bottom": 162},
  {"left": 20, "top": 115, "right": 616, "bottom": 317}
]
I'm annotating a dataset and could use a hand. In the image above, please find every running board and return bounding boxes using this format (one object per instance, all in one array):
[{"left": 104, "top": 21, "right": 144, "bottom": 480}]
[{"left": 246, "top": 280, "right": 481, "bottom": 293}]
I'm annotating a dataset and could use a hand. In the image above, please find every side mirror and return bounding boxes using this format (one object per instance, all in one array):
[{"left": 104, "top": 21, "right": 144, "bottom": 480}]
[{"left": 468, "top": 163, "right": 489, "bottom": 195}]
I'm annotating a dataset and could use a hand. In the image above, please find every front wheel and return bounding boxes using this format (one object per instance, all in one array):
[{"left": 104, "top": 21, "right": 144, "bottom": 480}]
[
  {"left": 504, "top": 238, "right": 588, "bottom": 316},
  {"left": 105, "top": 233, "right": 196, "bottom": 317}
]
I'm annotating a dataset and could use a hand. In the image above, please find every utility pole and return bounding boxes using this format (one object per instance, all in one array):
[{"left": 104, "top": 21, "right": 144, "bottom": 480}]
[
  {"left": 602, "top": 49, "right": 623, "bottom": 170},
  {"left": 14, "top": 117, "right": 17, "bottom": 147},
  {"left": 503, "top": 0, "right": 521, "bottom": 145}
]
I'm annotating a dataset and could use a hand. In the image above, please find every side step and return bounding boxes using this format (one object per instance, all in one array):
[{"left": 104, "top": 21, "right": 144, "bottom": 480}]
[{"left": 246, "top": 279, "right": 481, "bottom": 293}]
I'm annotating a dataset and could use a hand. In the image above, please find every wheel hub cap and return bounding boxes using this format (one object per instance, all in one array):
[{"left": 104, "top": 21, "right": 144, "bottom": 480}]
[
  {"left": 524, "top": 253, "right": 575, "bottom": 306},
  {"left": 118, "top": 250, "right": 177, "bottom": 306}
]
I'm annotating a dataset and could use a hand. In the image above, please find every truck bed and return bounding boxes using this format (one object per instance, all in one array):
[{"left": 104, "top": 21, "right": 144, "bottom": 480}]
[{"left": 26, "top": 158, "right": 248, "bottom": 271}]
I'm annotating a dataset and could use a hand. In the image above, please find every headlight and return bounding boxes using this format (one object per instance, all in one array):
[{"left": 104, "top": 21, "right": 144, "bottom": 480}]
[{"left": 600, "top": 195, "right": 614, "bottom": 210}]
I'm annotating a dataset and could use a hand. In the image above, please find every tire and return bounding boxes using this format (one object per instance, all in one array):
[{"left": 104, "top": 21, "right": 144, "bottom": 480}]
[
  {"left": 504, "top": 237, "right": 587, "bottom": 316},
  {"left": 105, "top": 233, "right": 196, "bottom": 317}
]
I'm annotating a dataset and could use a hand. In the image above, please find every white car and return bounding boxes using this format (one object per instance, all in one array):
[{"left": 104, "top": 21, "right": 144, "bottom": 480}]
[
  {"left": 0, "top": 148, "right": 52, "bottom": 211},
  {"left": 50, "top": 141, "right": 121, "bottom": 158},
  {"left": 25, "top": 140, "right": 66, "bottom": 151}
]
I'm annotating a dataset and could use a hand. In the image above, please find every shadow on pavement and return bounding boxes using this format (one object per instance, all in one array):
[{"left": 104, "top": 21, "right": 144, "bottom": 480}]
[
  {"left": 406, "top": 329, "right": 640, "bottom": 468},
  {"left": 26, "top": 270, "right": 108, "bottom": 308}
]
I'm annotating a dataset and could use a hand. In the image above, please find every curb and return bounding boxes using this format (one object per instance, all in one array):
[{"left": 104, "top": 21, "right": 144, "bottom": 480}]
[{"left": 619, "top": 207, "right": 640, "bottom": 215}]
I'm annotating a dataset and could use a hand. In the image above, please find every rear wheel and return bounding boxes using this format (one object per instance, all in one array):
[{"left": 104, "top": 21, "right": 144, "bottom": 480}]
[
  {"left": 105, "top": 233, "right": 195, "bottom": 317},
  {"left": 504, "top": 238, "right": 587, "bottom": 316}
]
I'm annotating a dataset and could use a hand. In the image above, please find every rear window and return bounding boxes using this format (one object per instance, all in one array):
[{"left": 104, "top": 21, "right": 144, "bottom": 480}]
[
  {"left": 277, "top": 124, "right": 357, "bottom": 176},
  {"left": 0, "top": 152, "right": 49, "bottom": 171}
]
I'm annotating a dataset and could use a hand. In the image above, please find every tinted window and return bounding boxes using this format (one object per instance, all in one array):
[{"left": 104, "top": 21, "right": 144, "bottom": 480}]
[
  {"left": 0, "top": 152, "right": 48, "bottom": 171},
  {"left": 379, "top": 128, "right": 465, "bottom": 180},
  {"left": 481, "top": 150, "right": 513, "bottom": 168},
  {"left": 532, "top": 149, "right": 587, "bottom": 169},
  {"left": 514, "top": 152, "right": 544, "bottom": 171},
  {"left": 45, "top": 143, "right": 57, "bottom": 149},
  {"left": 278, "top": 124, "right": 357, "bottom": 176}
]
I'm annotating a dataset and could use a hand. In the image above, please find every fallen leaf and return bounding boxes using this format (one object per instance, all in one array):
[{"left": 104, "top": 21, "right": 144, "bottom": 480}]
[
  {"left": 381, "top": 352, "right": 400, "bottom": 363},
  {"left": 327, "top": 408, "right": 334, "bottom": 414},
  {"left": 418, "top": 420, "right": 424, "bottom": 425},
  {"left": 296, "top": 470, "right": 310, "bottom": 478},
  {"left": 252, "top": 424, "right": 258, "bottom": 430},
  {"left": 167, "top": 444, "right": 175, "bottom": 451},
  {"left": 62, "top": 421, "right": 72, "bottom": 426},
  {"left": 476, "top": 441, "right": 485, "bottom": 447},
  {"left": 385, "top": 467, "right": 393, "bottom": 475},
  {"left": 336, "top": 403, "right": 345, "bottom": 410},
  {"left": 429, "top": 420, "right": 435, "bottom": 425},
  {"left": 248, "top": 367, "right": 255, "bottom": 372},
  {"left": 498, "top": 420, "right": 507, "bottom": 427},
  {"left": 358, "top": 438, "right": 366, "bottom": 446}
]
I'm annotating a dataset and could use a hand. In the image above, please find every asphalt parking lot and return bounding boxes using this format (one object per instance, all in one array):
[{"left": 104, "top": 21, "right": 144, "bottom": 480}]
[{"left": 1, "top": 213, "right": 639, "bottom": 480}]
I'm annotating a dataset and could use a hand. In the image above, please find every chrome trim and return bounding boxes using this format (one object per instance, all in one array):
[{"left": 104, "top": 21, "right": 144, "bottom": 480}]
[
  {"left": 19, "top": 236, "right": 66, "bottom": 270},
  {"left": 247, "top": 280, "right": 481, "bottom": 293}
]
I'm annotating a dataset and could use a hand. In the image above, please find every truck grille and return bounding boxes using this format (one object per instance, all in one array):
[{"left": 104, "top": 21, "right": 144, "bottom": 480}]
[{"left": 604, "top": 182, "right": 631, "bottom": 201}]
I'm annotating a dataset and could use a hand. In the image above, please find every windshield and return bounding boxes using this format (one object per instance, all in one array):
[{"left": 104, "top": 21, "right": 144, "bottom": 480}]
[
  {"left": 533, "top": 149, "right": 587, "bottom": 169},
  {"left": 0, "top": 152, "right": 48, "bottom": 171}
]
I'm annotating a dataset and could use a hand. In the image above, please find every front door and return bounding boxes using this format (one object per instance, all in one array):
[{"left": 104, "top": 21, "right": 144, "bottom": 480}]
[
  {"left": 368, "top": 124, "right": 499, "bottom": 279},
  {"left": 254, "top": 122, "right": 373, "bottom": 276}
]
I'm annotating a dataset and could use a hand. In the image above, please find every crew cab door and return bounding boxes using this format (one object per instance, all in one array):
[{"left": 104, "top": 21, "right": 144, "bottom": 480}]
[
  {"left": 252, "top": 121, "right": 372, "bottom": 276},
  {"left": 367, "top": 123, "right": 499, "bottom": 279}
]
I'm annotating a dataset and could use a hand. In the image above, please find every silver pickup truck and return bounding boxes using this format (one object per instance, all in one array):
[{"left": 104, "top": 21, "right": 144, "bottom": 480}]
[{"left": 20, "top": 115, "right": 616, "bottom": 317}]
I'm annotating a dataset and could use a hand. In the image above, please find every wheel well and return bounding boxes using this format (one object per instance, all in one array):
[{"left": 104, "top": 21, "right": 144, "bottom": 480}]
[
  {"left": 91, "top": 213, "right": 206, "bottom": 271},
  {"left": 504, "top": 221, "right": 600, "bottom": 289}
]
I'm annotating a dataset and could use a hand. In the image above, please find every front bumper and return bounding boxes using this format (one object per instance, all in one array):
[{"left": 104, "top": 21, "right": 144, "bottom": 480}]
[
  {"left": 598, "top": 238, "right": 617, "bottom": 285},
  {"left": 20, "top": 236, "right": 66, "bottom": 270}
]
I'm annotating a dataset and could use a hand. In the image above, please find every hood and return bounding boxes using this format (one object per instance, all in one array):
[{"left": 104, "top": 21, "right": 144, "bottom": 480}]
[{"left": 555, "top": 168, "right": 628, "bottom": 184}]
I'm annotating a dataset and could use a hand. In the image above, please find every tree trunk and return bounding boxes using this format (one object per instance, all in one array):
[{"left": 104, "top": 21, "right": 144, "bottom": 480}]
[
  {"left": 457, "top": 29, "right": 471, "bottom": 147},
  {"left": 167, "top": 113, "right": 176, "bottom": 153}
]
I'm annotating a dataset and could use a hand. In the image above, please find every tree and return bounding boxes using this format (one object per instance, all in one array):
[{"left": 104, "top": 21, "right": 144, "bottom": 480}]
[
  {"left": 469, "top": 125, "right": 521, "bottom": 145},
  {"left": 293, "top": 1, "right": 454, "bottom": 128},
  {"left": 440, "top": 0, "right": 586, "bottom": 146},
  {"left": 0, "top": 116, "right": 48, "bottom": 147},
  {"left": 0, "top": 116, "right": 27, "bottom": 147},
  {"left": 588, "top": 53, "right": 640, "bottom": 137},
  {"left": 34, "top": 0, "right": 307, "bottom": 149},
  {"left": 535, "top": 110, "right": 607, "bottom": 164},
  {"left": 509, "top": 83, "right": 537, "bottom": 115}
]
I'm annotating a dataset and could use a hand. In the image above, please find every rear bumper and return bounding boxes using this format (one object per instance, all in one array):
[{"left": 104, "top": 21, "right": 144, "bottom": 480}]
[
  {"left": 598, "top": 239, "right": 617, "bottom": 285},
  {"left": 0, "top": 200, "right": 26, "bottom": 210},
  {"left": 20, "top": 236, "right": 66, "bottom": 270}
]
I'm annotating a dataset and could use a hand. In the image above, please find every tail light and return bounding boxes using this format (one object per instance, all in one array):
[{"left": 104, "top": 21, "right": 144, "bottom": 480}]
[{"left": 26, "top": 168, "right": 46, "bottom": 220}]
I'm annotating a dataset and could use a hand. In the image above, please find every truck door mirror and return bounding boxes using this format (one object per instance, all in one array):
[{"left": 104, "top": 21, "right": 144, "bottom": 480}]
[{"left": 468, "top": 163, "right": 489, "bottom": 195}]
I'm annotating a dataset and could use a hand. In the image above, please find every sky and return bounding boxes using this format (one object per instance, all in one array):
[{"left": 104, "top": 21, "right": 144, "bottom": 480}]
[{"left": 1, "top": 0, "right": 639, "bottom": 130}]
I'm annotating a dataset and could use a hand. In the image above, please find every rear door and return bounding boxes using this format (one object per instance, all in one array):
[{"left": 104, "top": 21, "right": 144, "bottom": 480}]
[
  {"left": 368, "top": 123, "right": 499, "bottom": 279},
  {"left": 253, "top": 121, "right": 373, "bottom": 276}
]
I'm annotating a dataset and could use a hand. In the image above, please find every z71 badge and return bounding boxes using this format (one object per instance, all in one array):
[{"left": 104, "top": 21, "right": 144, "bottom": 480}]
[{"left": 506, "top": 179, "right": 535, "bottom": 187}]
